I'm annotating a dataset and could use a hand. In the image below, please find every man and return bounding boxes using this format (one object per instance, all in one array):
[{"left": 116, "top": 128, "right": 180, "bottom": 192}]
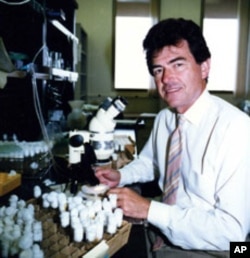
[{"left": 95, "top": 18, "right": 250, "bottom": 257}]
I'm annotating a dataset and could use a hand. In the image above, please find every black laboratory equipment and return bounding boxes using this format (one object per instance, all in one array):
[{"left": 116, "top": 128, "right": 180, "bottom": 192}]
[{"left": 68, "top": 131, "right": 99, "bottom": 194}]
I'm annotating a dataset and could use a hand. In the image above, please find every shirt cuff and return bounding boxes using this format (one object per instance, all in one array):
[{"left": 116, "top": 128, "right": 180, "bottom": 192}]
[
  {"left": 148, "top": 200, "right": 171, "bottom": 229},
  {"left": 118, "top": 168, "right": 130, "bottom": 186}
]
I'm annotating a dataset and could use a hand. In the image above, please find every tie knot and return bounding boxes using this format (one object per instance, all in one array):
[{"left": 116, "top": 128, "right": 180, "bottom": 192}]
[{"left": 177, "top": 115, "right": 185, "bottom": 128}]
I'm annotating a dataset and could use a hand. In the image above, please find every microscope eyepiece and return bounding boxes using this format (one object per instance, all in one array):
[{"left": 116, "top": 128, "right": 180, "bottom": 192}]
[{"left": 69, "top": 134, "right": 84, "bottom": 148}]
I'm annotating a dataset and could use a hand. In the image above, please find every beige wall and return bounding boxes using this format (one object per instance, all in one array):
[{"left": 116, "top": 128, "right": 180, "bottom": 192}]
[
  {"left": 160, "top": 0, "right": 203, "bottom": 24},
  {"left": 75, "top": 0, "right": 204, "bottom": 113},
  {"left": 76, "top": 0, "right": 114, "bottom": 98}
]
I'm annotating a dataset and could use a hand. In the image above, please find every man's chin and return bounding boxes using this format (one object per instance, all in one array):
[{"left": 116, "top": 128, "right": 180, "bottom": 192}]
[{"left": 163, "top": 95, "right": 179, "bottom": 106}]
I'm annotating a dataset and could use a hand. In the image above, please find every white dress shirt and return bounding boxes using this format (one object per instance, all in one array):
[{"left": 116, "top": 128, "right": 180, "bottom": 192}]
[{"left": 119, "top": 90, "right": 250, "bottom": 250}]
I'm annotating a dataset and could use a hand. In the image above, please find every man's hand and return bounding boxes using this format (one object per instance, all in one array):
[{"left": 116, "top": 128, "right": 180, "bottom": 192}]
[
  {"left": 108, "top": 187, "right": 150, "bottom": 219},
  {"left": 94, "top": 167, "right": 121, "bottom": 188}
]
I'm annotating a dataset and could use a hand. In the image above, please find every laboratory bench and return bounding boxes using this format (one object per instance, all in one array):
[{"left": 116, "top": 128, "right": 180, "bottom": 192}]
[
  {"left": 0, "top": 169, "right": 151, "bottom": 258},
  {"left": 0, "top": 144, "right": 152, "bottom": 258}
]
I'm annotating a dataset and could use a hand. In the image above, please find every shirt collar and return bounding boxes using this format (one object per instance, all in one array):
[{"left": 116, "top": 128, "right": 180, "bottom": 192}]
[{"left": 182, "top": 89, "right": 211, "bottom": 126}]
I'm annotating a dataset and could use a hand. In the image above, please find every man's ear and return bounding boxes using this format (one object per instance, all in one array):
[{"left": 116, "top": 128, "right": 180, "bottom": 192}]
[{"left": 201, "top": 58, "right": 211, "bottom": 80}]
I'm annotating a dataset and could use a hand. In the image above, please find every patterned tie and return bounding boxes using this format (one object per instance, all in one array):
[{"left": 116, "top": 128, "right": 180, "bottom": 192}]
[
  {"left": 153, "top": 114, "right": 184, "bottom": 251},
  {"left": 163, "top": 115, "right": 183, "bottom": 204}
]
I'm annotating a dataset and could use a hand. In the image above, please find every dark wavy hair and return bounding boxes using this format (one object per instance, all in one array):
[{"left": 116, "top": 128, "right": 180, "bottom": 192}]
[{"left": 143, "top": 18, "right": 211, "bottom": 75}]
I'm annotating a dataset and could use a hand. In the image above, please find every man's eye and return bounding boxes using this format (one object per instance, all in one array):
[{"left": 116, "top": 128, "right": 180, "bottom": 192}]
[
  {"left": 174, "top": 62, "right": 184, "bottom": 68},
  {"left": 153, "top": 68, "right": 163, "bottom": 76}
]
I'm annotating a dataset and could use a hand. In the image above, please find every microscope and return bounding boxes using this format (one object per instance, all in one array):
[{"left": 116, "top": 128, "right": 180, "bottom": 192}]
[
  {"left": 68, "top": 96, "right": 127, "bottom": 193},
  {"left": 68, "top": 130, "right": 98, "bottom": 193},
  {"left": 88, "top": 96, "right": 128, "bottom": 163}
]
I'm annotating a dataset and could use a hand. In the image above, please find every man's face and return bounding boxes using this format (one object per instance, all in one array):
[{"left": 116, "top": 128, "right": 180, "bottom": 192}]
[{"left": 151, "top": 40, "right": 210, "bottom": 114}]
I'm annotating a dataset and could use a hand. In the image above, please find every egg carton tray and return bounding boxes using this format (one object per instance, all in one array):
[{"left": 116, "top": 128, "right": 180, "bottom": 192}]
[{"left": 30, "top": 200, "right": 132, "bottom": 257}]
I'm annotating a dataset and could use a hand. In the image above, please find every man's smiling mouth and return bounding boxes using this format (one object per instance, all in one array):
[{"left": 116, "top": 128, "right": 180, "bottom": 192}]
[{"left": 164, "top": 86, "right": 182, "bottom": 94}]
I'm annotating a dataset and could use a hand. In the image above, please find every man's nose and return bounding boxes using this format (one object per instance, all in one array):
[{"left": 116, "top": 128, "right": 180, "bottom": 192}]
[{"left": 161, "top": 68, "right": 173, "bottom": 83}]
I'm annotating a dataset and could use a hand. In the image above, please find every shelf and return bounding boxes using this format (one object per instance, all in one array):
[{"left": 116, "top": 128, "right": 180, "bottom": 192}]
[
  {"left": 50, "top": 20, "right": 79, "bottom": 43},
  {"left": 50, "top": 67, "right": 78, "bottom": 82},
  {"left": 27, "top": 0, "right": 78, "bottom": 16},
  {"left": 0, "top": 0, "right": 79, "bottom": 141},
  {"left": 7, "top": 71, "right": 27, "bottom": 79},
  {"left": 7, "top": 67, "right": 78, "bottom": 82}
]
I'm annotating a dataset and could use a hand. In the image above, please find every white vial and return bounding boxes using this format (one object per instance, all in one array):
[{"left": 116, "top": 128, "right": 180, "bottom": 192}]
[
  {"left": 33, "top": 221, "right": 43, "bottom": 242},
  {"left": 114, "top": 208, "right": 123, "bottom": 227},
  {"left": 102, "top": 198, "right": 112, "bottom": 213},
  {"left": 33, "top": 185, "right": 42, "bottom": 199},
  {"left": 32, "top": 244, "right": 44, "bottom": 258},
  {"left": 19, "top": 232, "right": 33, "bottom": 250},
  {"left": 107, "top": 221, "right": 117, "bottom": 235},
  {"left": 107, "top": 213, "right": 117, "bottom": 234},
  {"left": 86, "top": 223, "right": 97, "bottom": 242},
  {"left": 95, "top": 220, "right": 104, "bottom": 241},
  {"left": 108, "top": 194, "right": 117, "bottom": 209},
  {"left": 60, "top": 211, "right": 70, "bottom": 228},
  {"left": 73, "top": 224, "right": 84, "bottom": 242},
  {"left": 42, "top": 194, "right": 50, "bottom": 208}
]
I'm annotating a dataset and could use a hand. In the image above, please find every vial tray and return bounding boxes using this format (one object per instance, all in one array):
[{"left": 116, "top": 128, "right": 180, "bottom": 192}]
[{"left": 0, "top": 172, "right": 21, "bottom": 196}]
